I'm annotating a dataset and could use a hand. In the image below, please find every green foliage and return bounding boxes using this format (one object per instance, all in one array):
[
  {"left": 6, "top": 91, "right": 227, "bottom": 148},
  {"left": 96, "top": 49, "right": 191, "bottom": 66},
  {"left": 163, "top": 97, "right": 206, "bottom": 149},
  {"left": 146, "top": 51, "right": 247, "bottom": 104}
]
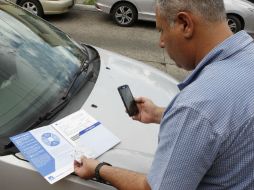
[{"left": 83, "top": 0, "right": 95, "bottom": 5}]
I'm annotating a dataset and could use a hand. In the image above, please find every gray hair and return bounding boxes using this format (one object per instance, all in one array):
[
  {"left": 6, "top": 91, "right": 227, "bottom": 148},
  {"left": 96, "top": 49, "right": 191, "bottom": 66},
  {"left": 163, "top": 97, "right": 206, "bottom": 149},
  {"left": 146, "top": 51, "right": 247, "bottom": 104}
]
[{"left": 156, "top": 0, "right": 226, "bottom": 23}]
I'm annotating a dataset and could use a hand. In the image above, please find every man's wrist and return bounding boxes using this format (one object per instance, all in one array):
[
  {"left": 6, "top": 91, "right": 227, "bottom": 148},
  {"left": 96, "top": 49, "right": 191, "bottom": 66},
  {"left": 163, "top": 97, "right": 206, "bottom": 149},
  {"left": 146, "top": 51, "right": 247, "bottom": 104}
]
[
  {"left": 94, "top": 162, "right": 112, "bottom": 182},
  {"left": 154, "top": 107, "right": 165, "bottom": 123}
]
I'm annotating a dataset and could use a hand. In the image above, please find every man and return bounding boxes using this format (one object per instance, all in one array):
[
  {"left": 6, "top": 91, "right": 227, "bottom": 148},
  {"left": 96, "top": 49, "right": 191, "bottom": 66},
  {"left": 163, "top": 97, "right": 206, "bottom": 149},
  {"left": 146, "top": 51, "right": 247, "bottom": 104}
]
[{"left": 74, "top": 0, "right": 254, "bottom": 189}]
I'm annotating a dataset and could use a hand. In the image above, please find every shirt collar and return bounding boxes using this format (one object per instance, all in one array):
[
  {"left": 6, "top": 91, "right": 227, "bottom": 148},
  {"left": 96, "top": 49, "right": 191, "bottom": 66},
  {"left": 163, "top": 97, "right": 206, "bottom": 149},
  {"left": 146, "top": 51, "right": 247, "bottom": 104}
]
[{"left": 178, "top": 31, "right": 253, "bottom": 91}]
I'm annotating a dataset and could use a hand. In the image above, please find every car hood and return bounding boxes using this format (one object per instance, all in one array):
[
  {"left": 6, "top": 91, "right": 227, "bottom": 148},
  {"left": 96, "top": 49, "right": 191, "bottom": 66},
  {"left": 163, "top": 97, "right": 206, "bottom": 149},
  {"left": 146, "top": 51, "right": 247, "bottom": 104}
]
[
  {"left": 79, "top": 47, "right": 179, "bottom": 174},
  {"left": 2, "top": 46, "right": 180, "bottom": 183}
]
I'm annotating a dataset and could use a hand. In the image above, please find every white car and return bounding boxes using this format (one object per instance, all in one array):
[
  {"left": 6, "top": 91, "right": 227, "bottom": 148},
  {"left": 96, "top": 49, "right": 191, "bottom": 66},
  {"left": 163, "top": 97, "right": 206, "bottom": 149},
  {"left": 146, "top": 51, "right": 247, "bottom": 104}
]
[
  {"left": 0, "top": 1, "right": 179, "bottom": 189},
  {"left": 95, "top": 0, "right": 254, "bottom": 35},
  {"left": 9, "top": 0, "right": 76, "bottom": 17}
]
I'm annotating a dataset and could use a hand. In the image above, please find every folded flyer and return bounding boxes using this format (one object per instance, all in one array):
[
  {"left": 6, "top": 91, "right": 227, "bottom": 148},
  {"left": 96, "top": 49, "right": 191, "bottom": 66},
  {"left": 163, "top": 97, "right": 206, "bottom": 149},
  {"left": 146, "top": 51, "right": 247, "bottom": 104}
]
[{"left": 10, "top": 109, "right": 120, "bottom": 184}]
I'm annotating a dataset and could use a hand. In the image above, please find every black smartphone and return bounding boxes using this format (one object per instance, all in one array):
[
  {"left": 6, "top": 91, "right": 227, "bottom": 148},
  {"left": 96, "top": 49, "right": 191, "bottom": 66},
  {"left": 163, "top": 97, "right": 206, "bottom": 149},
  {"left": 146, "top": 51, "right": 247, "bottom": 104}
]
[{"left": 118, "top": 85, "right": 139, "bottom": 116}]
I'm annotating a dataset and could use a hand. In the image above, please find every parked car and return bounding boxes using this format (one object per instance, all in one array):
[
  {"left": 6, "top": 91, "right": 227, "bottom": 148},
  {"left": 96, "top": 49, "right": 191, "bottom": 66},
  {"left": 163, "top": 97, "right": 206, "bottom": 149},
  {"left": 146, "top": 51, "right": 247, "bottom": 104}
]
[
  {"left": 95, "top": 0, "right": 254, "bottom": 35},
  {"left": 226, "top": 0, "right": 254, "bottom": 34},
  {"left": 8, "top": 0, "right": 76, "bottom": 17},
  {"left": 0, "top": 0, "right": 179, "bottom": 189}
]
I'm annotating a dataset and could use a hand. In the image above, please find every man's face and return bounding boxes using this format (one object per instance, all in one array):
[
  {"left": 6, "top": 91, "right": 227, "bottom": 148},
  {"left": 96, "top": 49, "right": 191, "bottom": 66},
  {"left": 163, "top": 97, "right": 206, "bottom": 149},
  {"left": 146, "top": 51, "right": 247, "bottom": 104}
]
[
  {"left": 156, "top": 7, "right": 195, "bottom": 71},
  {"left": 156, "top": 8, "right": 176, "bottom": 61}
]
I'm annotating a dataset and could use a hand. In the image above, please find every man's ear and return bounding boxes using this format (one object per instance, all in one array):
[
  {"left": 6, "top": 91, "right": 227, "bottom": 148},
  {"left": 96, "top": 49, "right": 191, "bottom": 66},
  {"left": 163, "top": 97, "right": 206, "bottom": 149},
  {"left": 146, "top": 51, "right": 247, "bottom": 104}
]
[{"left": 175, "top": 12, "right": 194, "bottom": 38}]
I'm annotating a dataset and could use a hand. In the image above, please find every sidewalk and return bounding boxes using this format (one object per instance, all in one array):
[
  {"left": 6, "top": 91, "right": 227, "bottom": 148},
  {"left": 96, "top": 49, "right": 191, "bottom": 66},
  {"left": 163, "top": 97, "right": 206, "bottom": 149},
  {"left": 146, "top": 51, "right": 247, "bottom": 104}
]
[
  {"left": 76, "top": 0, "right": 95, "bottom": 6},
  {"left": 76, "top": 0, "right": 85, "bottom": 4},
  {"left": 74, "top": 0, "right": 96, "bottom": 11}
]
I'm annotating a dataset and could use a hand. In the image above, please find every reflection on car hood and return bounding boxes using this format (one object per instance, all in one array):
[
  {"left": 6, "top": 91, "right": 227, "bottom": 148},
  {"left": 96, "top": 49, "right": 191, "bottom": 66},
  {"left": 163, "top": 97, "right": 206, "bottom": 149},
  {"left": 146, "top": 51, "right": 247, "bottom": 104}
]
[{"left": 81, "top": 47, "right": 179, "bottom": 173}]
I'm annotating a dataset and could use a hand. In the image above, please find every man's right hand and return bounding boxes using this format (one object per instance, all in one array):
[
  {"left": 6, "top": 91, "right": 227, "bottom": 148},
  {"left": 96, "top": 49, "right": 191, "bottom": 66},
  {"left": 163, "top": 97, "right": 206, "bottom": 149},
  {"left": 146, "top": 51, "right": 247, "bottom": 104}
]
[{"left": 132, "top": 97, "right": 165, "bottom": 124}]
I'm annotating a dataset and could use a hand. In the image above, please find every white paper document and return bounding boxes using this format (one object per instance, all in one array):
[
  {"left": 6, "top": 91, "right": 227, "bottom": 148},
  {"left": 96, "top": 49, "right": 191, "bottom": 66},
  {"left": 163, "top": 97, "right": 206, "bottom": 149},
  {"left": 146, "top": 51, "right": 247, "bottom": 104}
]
[{"left": 10, "top": 109, "right": 120, "bottom": 184}]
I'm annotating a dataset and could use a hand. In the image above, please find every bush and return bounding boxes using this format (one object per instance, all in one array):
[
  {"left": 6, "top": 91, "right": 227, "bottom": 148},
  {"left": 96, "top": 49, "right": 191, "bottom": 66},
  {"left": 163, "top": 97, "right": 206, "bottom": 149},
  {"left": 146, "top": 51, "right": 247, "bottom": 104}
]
[{"left": 84, "top": 0, "right": 95, "bottom": 5}]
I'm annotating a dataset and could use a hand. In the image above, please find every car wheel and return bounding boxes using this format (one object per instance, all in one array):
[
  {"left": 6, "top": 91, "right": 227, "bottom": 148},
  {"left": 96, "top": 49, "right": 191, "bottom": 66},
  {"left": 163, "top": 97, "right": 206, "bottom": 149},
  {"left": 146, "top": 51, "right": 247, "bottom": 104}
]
[
  {"left": 19, "top": 0, "right": 43, "bottom": 17},
  {"left": 112, "top": 3, "right": 137, "bottom": 27},
  {"left": 227, "top": 15, "right": 242, "bottom": 33}
]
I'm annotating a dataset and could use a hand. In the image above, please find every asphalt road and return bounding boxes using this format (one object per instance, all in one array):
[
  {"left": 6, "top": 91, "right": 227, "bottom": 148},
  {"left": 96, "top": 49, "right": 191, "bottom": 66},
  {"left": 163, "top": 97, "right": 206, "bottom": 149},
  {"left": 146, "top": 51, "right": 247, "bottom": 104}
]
[{"left": 45, "top": 5, "right": 189, "bottom": 81}]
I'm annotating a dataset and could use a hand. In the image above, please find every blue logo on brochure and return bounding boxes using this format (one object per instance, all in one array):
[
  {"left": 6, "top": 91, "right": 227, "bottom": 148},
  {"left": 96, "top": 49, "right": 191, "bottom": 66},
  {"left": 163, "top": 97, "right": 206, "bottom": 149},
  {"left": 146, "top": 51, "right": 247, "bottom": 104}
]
[
  {"left": 41, "top": 133, "right": 60, "bottom": 146},
  {"left": 48, "top": 176, "right": 55, "bottom": 181}
]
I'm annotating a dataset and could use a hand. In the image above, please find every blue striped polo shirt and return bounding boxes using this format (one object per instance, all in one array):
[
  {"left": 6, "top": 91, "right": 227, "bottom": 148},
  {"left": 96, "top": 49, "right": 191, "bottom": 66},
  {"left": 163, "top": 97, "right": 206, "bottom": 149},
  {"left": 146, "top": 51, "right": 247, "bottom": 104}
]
[{"left": 148, "top": 31, "right": 254, "bottom": 189}]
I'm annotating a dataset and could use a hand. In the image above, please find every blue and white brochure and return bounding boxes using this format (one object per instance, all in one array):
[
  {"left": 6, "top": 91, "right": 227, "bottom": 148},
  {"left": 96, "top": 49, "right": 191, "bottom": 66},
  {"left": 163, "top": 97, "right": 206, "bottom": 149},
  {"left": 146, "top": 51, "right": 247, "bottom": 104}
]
[{"left": 10, "top": 109, "right": 120, "bottom": 184}]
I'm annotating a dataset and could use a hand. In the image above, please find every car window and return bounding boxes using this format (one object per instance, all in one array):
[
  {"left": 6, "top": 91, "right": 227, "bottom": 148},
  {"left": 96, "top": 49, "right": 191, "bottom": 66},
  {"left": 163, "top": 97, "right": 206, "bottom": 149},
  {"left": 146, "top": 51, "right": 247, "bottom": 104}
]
[{"left": 0, "top": 2, "right": 88, "bottom": 137}]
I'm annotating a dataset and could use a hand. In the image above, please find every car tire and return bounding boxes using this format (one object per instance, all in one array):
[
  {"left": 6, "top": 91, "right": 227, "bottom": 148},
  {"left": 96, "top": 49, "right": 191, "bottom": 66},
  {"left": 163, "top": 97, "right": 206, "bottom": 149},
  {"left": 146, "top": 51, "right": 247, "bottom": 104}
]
[
  {"left": 19, "top": 0, "right": 43, "bottom": 17},
  {"left": 112, "top": 3, "right": 137, "bottom": 27},
  {"left": 227, "top": 15, "right": 242, "bottom": 33}
]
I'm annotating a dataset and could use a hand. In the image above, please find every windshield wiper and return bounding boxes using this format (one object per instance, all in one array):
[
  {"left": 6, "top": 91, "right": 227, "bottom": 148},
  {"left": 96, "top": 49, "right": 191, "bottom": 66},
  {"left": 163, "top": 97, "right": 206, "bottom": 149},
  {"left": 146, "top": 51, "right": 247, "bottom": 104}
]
[
  {"left": 4, "top": 98, "right": 70, "bottom": 149},
  {"left": 4, "top": 62, "right": 90, "bottom": 149},
  {"left": 62, "top": 59, "right": 90, "bottom": 100},
  {"left": 62, "top": 44, "right": 98, "bottom": 100},
  {"left": 26, "top": 57, "right": 94, "bottom": 128}
]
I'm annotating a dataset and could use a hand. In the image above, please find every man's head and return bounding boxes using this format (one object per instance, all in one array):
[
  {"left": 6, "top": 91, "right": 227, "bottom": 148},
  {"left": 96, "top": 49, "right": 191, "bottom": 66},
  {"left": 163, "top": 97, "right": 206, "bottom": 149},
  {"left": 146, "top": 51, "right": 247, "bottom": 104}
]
[{"left": 156, "top": 0, "right": 232, "bottom": 71}]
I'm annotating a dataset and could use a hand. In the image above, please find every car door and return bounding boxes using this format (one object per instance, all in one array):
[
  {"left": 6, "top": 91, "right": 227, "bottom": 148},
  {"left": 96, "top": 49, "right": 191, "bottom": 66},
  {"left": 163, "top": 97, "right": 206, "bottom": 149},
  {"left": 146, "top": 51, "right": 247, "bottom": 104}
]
[{"left": 134, "top": 0, "right": 156, "bottom": 21}]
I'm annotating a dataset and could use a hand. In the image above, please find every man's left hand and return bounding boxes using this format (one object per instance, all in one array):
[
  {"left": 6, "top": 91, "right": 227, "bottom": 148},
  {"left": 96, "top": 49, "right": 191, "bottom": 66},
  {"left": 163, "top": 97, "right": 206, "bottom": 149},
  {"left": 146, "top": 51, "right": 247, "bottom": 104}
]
[{"left": 74, "top": 156, "right": 99, "bottom": 180}]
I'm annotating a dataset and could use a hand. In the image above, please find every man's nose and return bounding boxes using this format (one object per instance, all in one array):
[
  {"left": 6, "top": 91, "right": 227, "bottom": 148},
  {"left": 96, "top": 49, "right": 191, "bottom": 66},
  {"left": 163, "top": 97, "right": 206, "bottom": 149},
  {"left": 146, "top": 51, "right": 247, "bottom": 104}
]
[{"left": 159, "top": 40, "right": 165, "bottom": 48}]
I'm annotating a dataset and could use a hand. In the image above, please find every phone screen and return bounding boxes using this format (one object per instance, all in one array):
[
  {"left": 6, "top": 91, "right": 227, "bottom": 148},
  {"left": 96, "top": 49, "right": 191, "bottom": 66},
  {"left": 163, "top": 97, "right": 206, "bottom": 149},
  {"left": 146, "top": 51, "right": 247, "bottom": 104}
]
[{"left": 118, "top": 85, "right": 139, "bottom": 116}]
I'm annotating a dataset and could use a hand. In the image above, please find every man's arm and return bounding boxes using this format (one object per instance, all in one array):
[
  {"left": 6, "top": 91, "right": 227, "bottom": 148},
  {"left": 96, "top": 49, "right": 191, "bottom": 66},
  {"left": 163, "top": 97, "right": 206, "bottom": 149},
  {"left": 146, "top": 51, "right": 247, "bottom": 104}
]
[
  {"left": 100, "top": 165, "right": 151, "bottom": 190},
  {"left": 74, "top": 157, "right": 151, "bottom": 190},
  {"left": 148, "top": 106, "right": 220, "bottom": 189}
]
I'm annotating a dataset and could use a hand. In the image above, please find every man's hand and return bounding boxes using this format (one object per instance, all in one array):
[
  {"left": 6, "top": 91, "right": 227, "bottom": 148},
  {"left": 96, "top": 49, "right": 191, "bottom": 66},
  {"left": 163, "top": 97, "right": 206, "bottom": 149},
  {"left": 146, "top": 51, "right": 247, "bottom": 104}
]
[
  {"left": 74, "top": 156, "right": 151, "bottom": 190},
  {"left": 132, "top": 97, "right": 165, "bottom": 124},
  {"left": 74, "top": 156, "right": 99, "bottom": 180}
]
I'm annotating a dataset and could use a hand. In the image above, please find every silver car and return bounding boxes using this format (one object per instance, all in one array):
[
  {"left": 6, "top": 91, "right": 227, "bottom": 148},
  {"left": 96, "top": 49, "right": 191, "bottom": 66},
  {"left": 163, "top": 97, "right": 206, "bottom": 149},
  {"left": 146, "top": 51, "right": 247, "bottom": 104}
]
[
  {"left": 0, "top": 1, "right": 179, "bottom": 189},
  {"left": 95, "top": 0, "right": 254, "bottom": 35},
  {"left": 9, "top": 0, "right": 76, "bottom": 17}
]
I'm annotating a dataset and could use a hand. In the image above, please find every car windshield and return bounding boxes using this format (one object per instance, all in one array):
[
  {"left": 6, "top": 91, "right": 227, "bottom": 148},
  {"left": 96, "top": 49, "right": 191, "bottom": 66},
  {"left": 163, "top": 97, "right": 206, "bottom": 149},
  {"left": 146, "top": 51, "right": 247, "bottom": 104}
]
[{"left": 0, "top": 2, "right": 88, "bottom": 137}]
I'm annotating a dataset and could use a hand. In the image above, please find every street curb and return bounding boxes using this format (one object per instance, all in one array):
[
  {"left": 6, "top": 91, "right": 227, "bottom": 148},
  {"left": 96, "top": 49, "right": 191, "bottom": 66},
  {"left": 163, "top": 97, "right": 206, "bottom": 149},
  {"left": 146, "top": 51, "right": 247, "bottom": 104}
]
[{"left": 74, "top": 4, "right": 97, "bottom": 11}]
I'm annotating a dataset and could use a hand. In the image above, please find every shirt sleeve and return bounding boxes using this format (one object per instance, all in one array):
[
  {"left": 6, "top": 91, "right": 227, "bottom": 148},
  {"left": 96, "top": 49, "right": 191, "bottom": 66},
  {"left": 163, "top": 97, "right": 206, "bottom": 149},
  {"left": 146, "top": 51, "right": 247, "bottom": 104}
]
[{"left": 147, "top": 106, "right": 222, "bottom": 190}]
